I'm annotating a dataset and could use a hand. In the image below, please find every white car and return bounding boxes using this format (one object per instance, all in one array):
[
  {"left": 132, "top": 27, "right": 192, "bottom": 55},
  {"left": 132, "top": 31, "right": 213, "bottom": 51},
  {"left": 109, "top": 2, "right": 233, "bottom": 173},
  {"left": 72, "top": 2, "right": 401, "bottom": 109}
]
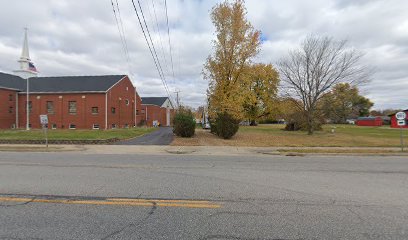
[{"left": 346, "top": 119, "right": 356, "bottom": 124}]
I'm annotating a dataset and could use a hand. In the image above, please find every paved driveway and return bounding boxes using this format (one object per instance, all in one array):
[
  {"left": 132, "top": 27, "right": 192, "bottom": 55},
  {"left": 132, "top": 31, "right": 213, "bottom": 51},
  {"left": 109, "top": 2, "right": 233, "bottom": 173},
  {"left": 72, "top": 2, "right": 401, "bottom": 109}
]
[{"left": 115, "top": 127, "right": 174, "bottom": 145}]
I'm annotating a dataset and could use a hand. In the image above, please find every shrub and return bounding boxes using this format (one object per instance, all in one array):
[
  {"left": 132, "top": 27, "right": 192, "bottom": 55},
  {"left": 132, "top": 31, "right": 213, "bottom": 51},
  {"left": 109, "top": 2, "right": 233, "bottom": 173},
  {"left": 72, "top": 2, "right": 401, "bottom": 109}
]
[
  {"left": 209, "top": 118, "right": 217, "bottom": 134},
  {"left": 214, "top": 112, "right": 239, "bottom": 139},
  {"left": 137, "top": 119, "right": 146, "bottom": 127},
  {"left": 284, "top": 111, "right": 323, "bottom": 131},
  {"left": 173, "top": 108, "right": 196, "bottom": 138}
]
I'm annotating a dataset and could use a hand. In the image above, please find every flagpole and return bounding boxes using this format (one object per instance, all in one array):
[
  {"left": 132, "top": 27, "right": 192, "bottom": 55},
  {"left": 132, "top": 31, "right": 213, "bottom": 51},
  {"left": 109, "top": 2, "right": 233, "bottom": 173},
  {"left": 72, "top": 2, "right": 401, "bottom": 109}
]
[{"left": 26, "top": 77, "right": 30, "bottom": 130}]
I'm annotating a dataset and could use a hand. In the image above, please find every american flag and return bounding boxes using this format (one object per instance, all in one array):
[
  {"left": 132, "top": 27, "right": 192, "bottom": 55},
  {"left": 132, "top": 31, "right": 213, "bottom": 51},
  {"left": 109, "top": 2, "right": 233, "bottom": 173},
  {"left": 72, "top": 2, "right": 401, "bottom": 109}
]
[{"left": 28, "top": 62, "right": 37, "bottom": 72}]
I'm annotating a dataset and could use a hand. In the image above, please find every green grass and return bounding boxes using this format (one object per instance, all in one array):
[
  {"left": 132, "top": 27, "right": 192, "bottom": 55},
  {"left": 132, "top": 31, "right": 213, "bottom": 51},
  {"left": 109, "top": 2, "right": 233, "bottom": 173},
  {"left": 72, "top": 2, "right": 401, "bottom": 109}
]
[
  {"left": 236, "top": 124, "right": 407, "bottom": 147},
  {"left": 0, "top": 127, "right": 157, "bottom": 141},
  {"left": 277, "top": 149, "right": 401, "bottom": 154},
  {"left": 240, "top": 124, "right": 406, "bottom": 137}
]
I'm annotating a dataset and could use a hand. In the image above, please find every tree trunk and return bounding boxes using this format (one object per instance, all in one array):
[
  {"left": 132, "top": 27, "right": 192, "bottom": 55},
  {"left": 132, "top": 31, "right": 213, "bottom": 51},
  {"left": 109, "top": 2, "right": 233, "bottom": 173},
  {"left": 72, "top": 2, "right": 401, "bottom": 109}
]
[{"left": 306, "top": 111, "right": 314, "bottom": 135}]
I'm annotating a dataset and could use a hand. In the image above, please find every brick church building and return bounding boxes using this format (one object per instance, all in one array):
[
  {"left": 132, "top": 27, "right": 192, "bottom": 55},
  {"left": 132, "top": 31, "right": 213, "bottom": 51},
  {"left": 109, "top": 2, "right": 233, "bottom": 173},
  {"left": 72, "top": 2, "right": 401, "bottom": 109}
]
[
  {"left": 0, "top": 30, "right": 174, "bottom": 130},
  {"left": 141, "top": 97, "right": 175, "bottom": 127},
  {"left": 0, "top": 72, "right": 142, "bottom": 130}
]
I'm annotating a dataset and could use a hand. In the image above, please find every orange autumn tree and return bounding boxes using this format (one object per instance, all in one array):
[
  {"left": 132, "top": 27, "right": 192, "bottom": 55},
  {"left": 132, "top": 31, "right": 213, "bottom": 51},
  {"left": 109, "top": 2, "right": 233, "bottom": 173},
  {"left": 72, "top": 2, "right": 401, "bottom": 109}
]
[
  {"left": 242, "top": 63, "right": 280, "bottom": 125},
  {"left": 203, "top": 0, "right": 261, "bottom": 120}
]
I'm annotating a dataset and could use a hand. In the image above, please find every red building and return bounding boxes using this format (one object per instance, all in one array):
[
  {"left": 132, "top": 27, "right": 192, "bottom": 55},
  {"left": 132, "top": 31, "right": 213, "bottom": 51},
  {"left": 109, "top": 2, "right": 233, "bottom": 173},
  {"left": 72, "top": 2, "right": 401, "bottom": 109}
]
[
  {"left": 0, "top": 72, "right": 143, "bottom": 129},
  {"left": 0, "top": 87, "right": 19, "bottom": 129},
  {"left": 141, "top": 97, "right": 175, "bottom": 127},
  {"left": 389, "top": 109, "right": 408, "bottom": 128},
  {"left": 1, "top": 30, "right": 174, "bottom": 130},
  {"left": 356, "top": 116, "right": 383, "bottom": 127}
]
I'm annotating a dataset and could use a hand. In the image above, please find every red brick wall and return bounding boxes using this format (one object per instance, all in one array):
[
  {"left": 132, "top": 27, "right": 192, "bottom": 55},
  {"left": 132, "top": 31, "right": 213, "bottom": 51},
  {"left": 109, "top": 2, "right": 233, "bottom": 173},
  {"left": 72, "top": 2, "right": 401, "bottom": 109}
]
[
  {"left": 0, "top": 88, "right": 18, "bottom": 129},
  {"left": 13, "top": 76, "right": 142, "bottom": 130},
  {"left": 106, "top": 76, "right": 141, "bottom": 129},
  {"left": 141, "top": 104, "right": 175, "bottom": 127},
  {"left": 135, "top": 93, "right": 143, "bottom": 126},
  {"left": 18, "top": 93, "right": 106, "bottom": 129}
]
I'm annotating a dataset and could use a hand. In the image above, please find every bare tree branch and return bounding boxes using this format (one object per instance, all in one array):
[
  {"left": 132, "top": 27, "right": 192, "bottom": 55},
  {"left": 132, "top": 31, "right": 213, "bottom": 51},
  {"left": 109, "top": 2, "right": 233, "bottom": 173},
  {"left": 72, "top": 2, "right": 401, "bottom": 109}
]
[{"left": 277, "top": 35, "right": 373, "bottom": 134}]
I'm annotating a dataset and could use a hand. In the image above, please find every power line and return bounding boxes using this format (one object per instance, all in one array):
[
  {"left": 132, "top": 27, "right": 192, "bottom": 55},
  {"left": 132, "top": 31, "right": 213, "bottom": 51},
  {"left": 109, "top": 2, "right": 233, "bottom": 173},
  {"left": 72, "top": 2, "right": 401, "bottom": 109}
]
[
  {"left": 150, "top": 0, "right": 170, "bottom": 75},
  {"left": 115, "top": 0, "right": 130, "bottom": 61},
  {"left": 130, "top": 0, "right": 173, "bottom": 102},
  {"left": 109, "top": 0, "right": 133, "bottom": 77},
  {"left": 110, "top": 0, "right": 127, "bottom": 59},
  {"left": 164, "top": 0, "right": 176, "bottom": 82},
  {"left": 136, "top": 0, "right": 171, "bottom": 95}
]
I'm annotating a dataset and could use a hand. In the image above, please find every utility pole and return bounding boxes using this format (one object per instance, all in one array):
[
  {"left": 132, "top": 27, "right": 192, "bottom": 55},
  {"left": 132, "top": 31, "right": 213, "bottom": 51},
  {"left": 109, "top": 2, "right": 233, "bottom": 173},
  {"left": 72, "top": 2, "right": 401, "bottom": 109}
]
[{"left": 174, "top": 90, "right": 181, "bottom": 108}]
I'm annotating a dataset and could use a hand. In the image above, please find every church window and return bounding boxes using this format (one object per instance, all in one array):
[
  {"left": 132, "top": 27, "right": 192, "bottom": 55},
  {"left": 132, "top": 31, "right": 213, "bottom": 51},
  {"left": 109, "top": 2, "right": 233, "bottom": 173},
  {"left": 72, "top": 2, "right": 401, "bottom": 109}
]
[
  {"left": 68, "top": 101, "right": 77, "bottom": 114},
  {"left": 92, "top": 107, "right": 99, "bottom": 114},
  {"left": 47, "top": 101, "right": 54, "bottom": 114}
]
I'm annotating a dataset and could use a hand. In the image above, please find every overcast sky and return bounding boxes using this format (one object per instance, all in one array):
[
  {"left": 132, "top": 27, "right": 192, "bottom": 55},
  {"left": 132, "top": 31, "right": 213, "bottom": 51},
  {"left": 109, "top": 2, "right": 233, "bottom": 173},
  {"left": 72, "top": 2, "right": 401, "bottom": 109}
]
[{"left": 0, "top": 0, "right": 407, "bottom": 110}]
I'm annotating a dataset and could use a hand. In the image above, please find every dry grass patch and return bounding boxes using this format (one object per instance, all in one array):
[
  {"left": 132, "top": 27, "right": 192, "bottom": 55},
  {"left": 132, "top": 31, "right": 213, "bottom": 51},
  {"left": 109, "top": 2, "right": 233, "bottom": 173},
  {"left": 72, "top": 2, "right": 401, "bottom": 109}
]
[
  {"left": 172, "top": 124, "right": 407, "bottom": 147},
  {"left": 277, "top": 149, "right": 403, "bottom": 154}
]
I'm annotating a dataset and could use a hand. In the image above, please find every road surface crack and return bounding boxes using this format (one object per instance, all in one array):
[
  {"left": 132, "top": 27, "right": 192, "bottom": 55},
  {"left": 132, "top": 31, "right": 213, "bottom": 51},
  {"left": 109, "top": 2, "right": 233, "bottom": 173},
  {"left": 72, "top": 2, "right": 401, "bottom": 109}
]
[
  {"left": 0, "top": 196, "right": 36, "bottom": 207},
  {"left": 100, "top": 202, "right": 157, "bottom": 240}
]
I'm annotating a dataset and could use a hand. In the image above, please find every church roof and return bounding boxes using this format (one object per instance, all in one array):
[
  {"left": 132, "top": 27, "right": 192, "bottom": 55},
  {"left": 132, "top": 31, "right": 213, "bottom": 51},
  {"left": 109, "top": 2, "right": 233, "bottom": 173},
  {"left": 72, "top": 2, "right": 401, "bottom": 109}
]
[
  {"left": 141, "top": 97, "right": 170, "bottom": 107},
  {"left": 0, "top": 72, "right": 127, "bottom": 93},
  {"left": 0, "top": 72, "right": 26, "bottom": 90}
]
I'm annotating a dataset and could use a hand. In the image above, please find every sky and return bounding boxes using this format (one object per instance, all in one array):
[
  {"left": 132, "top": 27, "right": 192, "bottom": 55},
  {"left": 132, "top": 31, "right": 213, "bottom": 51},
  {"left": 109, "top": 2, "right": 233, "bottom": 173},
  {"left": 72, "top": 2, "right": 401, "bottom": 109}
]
[{"left": 0, "top": 0, "right": 407, "bottom": 110}]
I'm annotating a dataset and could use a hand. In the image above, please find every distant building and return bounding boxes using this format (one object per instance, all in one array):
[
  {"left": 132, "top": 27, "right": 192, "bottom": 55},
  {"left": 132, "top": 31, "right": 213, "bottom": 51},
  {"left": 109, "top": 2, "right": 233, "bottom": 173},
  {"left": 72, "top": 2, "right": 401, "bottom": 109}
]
[
  {"left": 141, "top": 97, "right": 175, "bottom": 127},
  {"left": 356, "top": 116, "right": 383, "bottom": 127},
  {"left": 389, "top": 109, "right": 408, "bottom": 128}
]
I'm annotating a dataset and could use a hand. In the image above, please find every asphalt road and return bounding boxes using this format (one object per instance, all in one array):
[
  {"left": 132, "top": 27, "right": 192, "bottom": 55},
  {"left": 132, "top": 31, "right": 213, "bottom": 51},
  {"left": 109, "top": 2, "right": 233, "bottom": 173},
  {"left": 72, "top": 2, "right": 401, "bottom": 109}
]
[
  {"left": 115, "top": 127, "right": 174, "bottom": 145},
  {"left": 0, "top": 152, "right": 407, "bottom": 239}
]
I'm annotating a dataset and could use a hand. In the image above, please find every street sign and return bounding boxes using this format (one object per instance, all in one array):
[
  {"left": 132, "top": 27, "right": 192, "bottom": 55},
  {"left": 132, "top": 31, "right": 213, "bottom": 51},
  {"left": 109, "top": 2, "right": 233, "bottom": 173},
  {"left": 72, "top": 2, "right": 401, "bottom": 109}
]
[
  {"left": 40, "top": 115, "right": 48, "bottom": 125},
  {"left": 395, "top": 114, "right": 406, "bottom": 152},
  {"left": 39, "top": 115, "right": 49, "bottom": 149},
  {"left": 397, "top": 120, "right": 406, "bottom": 126},
  {"left": 396, "top": 111, "right": 406, "bottom": 120}
]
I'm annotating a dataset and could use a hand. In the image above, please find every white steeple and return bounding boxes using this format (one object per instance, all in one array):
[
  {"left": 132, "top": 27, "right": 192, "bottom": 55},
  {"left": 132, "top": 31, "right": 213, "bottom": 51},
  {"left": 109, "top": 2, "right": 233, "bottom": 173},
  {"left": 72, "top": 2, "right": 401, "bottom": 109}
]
[
  {"left": 20, "top": 28, "right": 30, "bottom": 62},
  {"left": 13, "top": 28, "right": 38, "bottom": 79}
]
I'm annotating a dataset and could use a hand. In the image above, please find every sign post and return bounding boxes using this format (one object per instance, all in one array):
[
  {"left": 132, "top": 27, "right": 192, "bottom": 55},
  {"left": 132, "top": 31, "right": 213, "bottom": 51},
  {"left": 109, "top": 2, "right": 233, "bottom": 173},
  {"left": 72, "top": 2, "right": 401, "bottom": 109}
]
[
  {"left": 395, "top": 112, "right": 406, "bottom": 152},
  {"left": 39, "top": 115, "right": 49, "bottom": 149}
]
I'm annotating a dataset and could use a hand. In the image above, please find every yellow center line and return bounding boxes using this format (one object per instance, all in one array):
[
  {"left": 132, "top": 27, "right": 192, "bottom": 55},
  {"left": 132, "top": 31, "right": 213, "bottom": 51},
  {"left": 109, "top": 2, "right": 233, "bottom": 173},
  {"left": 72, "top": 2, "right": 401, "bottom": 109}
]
[
  {"left": 0, "top": 197, "right": 221, "bottom": 209},
  {"left": 107, "top": 198, "right": 211, "bottom": 204}
]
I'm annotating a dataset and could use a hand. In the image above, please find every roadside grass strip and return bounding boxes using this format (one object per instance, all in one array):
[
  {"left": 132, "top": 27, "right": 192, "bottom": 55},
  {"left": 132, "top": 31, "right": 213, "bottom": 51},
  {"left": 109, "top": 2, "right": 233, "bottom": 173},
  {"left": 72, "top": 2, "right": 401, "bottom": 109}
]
[
  {"left": 0, "top": 196, "right": 221, "bottom": 209},
  {"left": 276, "top": 148, "right": 407, "bottom": 155},
  {"left": 0, "top": 128, "right": 157, "bottom": 141}
]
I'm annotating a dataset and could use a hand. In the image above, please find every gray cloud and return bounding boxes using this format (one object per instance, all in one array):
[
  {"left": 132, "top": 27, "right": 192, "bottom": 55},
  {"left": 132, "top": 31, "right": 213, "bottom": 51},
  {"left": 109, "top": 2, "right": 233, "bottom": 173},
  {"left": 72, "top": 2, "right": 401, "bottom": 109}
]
[{"left": 0, "top": 0, "right": 407, "bottom": 110}]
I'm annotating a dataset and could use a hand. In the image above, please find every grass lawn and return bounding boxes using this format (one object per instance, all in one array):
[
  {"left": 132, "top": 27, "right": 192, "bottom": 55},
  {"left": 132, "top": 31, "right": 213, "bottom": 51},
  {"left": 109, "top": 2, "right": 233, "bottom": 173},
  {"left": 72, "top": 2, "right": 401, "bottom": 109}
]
[
  {"left": 0, "top": 127, "right": 157, "bottom": 141},
  {"left": 172, "top": 124, "right": 408, "bottom": 147}
]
